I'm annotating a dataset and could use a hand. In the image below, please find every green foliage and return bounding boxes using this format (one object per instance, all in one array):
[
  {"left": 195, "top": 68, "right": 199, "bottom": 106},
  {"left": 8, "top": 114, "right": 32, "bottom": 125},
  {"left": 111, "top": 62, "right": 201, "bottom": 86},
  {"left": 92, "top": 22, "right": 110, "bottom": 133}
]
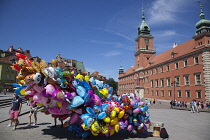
[{"left": 105, "top": 78, "right": 118, "bottom": 94}]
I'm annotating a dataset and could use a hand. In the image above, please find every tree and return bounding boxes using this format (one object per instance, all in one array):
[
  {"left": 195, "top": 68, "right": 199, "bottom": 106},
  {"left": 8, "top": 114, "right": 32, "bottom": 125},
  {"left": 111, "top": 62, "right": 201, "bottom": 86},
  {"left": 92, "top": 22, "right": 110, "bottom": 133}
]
[{"left": 105, "top": 78, "right": 118, "bottom": 94}]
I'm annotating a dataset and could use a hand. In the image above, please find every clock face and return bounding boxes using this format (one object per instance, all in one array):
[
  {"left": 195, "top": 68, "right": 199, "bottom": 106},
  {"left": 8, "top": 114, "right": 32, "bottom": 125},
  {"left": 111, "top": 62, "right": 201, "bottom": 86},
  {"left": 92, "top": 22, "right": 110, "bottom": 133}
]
[{"left": 145, "top": 39, "right": 149, "bottom": 44}]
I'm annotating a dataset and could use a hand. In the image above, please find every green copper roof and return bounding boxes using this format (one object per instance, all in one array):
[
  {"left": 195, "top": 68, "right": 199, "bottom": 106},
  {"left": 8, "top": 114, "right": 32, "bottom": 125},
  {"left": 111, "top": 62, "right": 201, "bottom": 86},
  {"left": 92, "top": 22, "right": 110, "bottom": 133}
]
[
  {"left": 138, "top": 4, "right": 150, "bottom": 35},
  {"left": 195, "top": 5, "right": 210, "bottom": 35}
]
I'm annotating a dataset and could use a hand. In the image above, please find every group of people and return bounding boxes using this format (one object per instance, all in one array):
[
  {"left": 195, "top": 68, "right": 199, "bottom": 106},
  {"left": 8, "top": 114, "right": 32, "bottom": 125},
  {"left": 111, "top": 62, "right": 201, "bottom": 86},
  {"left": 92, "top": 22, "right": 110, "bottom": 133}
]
[
  {"left": 169, "top": 99, "right": 210, "bottom": 112},
  {"left": 7, "top": 93, "right": 62, "bottom": 131},
  {"left": 190, "top": 100, "right": 209, "bottom": 113},
  {"left": 170, "top": 100, "right": 187, "bottom": 109}
]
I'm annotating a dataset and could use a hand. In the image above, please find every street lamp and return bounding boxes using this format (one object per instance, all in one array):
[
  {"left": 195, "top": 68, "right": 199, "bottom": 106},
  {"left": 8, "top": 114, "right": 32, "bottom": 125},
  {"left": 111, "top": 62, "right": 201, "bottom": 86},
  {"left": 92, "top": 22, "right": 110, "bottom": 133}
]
[{"left": 171, "top": 81, "right": 176, "bottom": 101}]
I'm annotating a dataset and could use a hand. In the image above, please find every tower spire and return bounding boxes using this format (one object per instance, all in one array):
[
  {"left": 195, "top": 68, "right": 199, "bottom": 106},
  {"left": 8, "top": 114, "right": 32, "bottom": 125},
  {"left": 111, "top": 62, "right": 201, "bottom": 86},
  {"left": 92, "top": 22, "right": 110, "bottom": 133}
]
[
  {"left": 142, "top": 3, "right": 145, "bottom": 21},
  {"left": 195, "top": 2, "right": 210, "bottom": 35},
  {"left": 137, "top": 3, "right": 151, "bottom": 36}
]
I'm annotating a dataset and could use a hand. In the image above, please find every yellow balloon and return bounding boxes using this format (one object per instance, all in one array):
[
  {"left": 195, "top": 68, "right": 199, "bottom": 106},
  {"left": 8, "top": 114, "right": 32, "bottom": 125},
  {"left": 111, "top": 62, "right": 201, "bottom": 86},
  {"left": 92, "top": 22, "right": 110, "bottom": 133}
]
[
  {"left": 57, "top": 101, "right": 62, "bottom": 107},
  {"left": 91, "top": 130, "right": 99, "bottom": 136},
  {"left": 85, "top": 76, "right": 89, "bottom": 82},
  {"left": 110, "top": 128, "right": 115, "bottom": 136},
  {"left": 103, "top": 117, "right": 110, "bottom": 123},
  {"left": 110, "top": 111, "right": 116, "bottom": 119},
  {"left": 110, "top": 117, "right": 118, "bottom": 126},
  {"left": 20, "top": 89, "right": 26, "bottom": 95},
  {"left": 114, "top": 107, "right": 119, "bottom": 113},
  {"left": 114, "top": 124, "right": 120, "bottom": 133},
  {"left": 36, "top": 103, "right": 43, "bottom": 106},
  {"left": 118, "top": 110, "right": 125, "bottom": 119},
  {"left": 81, "top": 123, "right": 90, "bottom": 131},
  {"left": 91, "top": 121, "right": 99, "bottom": 132},
  {"left": 101, "top": 125, "right": 109, "bottom": 134}
]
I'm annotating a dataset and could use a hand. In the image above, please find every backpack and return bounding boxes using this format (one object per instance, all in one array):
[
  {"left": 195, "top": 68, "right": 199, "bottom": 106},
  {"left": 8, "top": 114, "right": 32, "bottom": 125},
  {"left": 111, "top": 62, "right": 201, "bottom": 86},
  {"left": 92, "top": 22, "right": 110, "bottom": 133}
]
[{"left": 160, "top": 127, "right": 169, "bottom": 139}]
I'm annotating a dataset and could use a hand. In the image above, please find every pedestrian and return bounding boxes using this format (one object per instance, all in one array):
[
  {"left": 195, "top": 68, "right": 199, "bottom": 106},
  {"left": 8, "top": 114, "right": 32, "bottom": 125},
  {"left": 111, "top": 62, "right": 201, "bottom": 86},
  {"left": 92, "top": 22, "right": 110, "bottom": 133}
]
[
  {"left": 185, "top": 102, "right": 187, "bottom": 108},
  {"left": 147, "top": 99, "right": 151, "bottom": 108},
  {"left": 8, "top": 93, "right": 22, "bottom": 130},
  {"left": 201, "top": 102, "right": 204, "bottom": 109},
  {"left": 145, "top": 99, "right": 148, "bottom": 106},
  {"left": 26, "top": 103, "right": 38, "bottom": 126},
  {"left": 170, "top": 100, "right": 173, "bottom": 109},
  {"left": 194, "top": 100, "right": 199, "bottom": 113},
  {"left": 153, "top": 99, "right": 156, "bottom": 105},
  {"left": 3, "top": 89, "right": 7, "bottom": 95},
  {"left": 190, "top": 100, "right": 195, "bottom": 113}
]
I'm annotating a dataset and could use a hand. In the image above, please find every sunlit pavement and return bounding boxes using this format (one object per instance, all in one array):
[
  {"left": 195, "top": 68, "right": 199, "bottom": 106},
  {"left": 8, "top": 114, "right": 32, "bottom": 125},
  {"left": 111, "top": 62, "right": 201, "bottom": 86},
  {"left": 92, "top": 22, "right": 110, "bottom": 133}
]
[{"left": 0, "top": 94, "right": 209, "bottom": 140}]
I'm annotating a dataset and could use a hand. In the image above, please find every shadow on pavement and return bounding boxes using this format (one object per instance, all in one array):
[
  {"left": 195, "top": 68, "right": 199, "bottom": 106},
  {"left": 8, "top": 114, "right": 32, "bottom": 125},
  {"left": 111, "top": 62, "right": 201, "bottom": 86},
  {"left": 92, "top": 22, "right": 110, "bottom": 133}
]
[
  {"left": 42, "top": 127, "right": 153, "bottom": 140},
  {"left": 17, "top": 125, "right": 39, "bottom": 130}
]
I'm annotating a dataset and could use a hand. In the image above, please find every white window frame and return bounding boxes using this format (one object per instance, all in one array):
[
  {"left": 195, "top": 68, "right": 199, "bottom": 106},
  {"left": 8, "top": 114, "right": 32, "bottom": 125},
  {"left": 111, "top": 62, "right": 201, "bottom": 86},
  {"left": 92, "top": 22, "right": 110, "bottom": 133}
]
[
  {"left": 195, "top": 73, "right": 201, "bottom": 85},
  {"left": 196, "top": 90, "right": 202, "bottom": 99},
  {"left": 167, "top": 77, "right": 171, "bottom": 86},
  {"left": 184, "top": 59, "right": 188, "bottom": 67},
  {"left": 184, "top": 75, "right": 190, "bottom": 86},
  {"left": 186, "top": 90, "right": 190, "bottom": 98},
  {"left": 161, "top": 90, "right": 164, "bottom": 97},
  {"left": 169, "top": 90, "right": 172, "bottom": 97},
  {"left": 178, "top": 90, "right": 182, "bottom": 98},
  {"left": 194, "top": 56, "right": 199, "bottom": 65}
]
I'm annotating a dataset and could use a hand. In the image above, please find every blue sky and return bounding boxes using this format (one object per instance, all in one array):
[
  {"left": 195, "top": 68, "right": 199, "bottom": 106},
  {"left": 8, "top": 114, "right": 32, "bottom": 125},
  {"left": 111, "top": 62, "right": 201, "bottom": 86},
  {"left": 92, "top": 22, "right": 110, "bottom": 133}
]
[{"left": 1, "top": 0, "right": 210, "bottom": 81}]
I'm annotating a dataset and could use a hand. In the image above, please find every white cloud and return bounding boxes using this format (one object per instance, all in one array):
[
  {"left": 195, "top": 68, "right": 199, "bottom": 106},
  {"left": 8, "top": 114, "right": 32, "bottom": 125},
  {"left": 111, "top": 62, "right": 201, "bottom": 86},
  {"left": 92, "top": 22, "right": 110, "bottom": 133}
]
[
  {"left": 147, "top": 0, "right": 192, "bottom": 25},
  {"left": 100, "top": 51, "right": 122, "bottom": 57},
  {"left": 90, "top": 39, "right": 134, "bottom": 51}
]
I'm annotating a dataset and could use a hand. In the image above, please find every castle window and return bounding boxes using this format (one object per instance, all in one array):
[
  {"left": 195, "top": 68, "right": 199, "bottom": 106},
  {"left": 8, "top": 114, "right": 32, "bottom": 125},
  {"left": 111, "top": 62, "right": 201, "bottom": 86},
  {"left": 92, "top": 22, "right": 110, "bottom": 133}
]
[
  {"left": 194, "top": 56, "right": 199, "bottom": 64},
  {"left": 186, "top": 90, "right": 190, "bottom": 98},
  {"left": 196, "top": 90, "right": 202, "bottom": 99},
  {"left": 178, "top": 90, "right": 182, "bottom": 98},
  {"left": 184, "top": 59, "right": 188, "bottom": 67},
  {"left": 195, "top": 73, "right": 201, "bottom": 85},
  {"left": 175, "top": 62, "right": 179, "bottom": 69},
  {"left": 184, "top": 75, "right": 190, "bottom": 86},
  {"left": 161, "top": 90, "right": 164, "bottom": 97},
  {"left": 169, "top": 90, "right": 172, "bottom": 97}
]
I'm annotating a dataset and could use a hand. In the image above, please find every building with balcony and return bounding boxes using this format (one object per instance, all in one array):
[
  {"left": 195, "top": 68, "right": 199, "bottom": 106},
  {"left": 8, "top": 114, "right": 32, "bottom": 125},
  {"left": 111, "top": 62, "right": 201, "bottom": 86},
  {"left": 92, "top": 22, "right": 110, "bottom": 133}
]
[{"left": 118, "top": 4, "right": 210, "bottom": 103}]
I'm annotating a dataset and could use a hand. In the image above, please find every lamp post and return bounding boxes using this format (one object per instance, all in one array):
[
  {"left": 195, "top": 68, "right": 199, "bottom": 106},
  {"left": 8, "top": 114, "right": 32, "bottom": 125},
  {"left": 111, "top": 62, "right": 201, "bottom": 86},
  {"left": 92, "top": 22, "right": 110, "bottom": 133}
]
[{"left": 171, "top": 81, "right": 176, "bottom": 101}]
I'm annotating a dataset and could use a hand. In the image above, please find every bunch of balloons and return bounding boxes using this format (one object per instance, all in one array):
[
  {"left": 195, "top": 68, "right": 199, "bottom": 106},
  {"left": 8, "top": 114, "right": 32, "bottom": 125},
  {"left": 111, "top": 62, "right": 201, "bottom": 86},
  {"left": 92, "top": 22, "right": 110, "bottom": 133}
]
[{"left": 11, "top": 53, "right": 151, "bottom": 138}]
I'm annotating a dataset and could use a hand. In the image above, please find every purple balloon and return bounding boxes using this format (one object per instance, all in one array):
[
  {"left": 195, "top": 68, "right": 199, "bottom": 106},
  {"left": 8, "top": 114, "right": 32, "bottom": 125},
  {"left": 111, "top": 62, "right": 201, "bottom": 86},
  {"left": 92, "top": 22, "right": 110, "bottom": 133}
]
[
  {"left": 69, "top": 113, "right": 80, "bottom": 124},
  {"left": 133, "top": 108, "right": 141, "bottom": 114}
]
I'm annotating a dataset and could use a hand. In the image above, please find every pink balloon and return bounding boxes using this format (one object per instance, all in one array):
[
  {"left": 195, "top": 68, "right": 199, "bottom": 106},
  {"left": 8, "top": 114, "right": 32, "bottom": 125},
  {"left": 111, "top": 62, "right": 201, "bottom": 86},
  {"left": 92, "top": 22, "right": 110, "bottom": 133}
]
[
  {"left": 33, "top": 84, "right": 44, "bottom": 93},
  {"left": 139, "top": 102, "right": 144, "bottom": 106},
  {"left": 32, "top": 93, "right": 48, "bottom": 106},
  {"left": 45, "top": 84, "right": 56, "bottom": 95}
]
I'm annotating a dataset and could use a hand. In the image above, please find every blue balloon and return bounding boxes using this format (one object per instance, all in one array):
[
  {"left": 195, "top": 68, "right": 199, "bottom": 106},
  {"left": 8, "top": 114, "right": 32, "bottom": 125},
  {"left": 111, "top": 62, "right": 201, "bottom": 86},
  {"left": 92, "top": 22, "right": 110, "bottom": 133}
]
[
  {"left": 93, "top": 105, "right": 101, "bottom": 113},
  {"left": 102, "top": 103, "right": 109, "bottom": 112},
  {"left": 98, "top": 112, "right": 106, "bottom": 119},
  {"left": 80, "top": 114, "right": 92, "bottom": 121},
  {"left": 76, "top": 86, "right": 86, "bottom": 97},
  {"left": 86, "top": 107, "right": 96, "bottom": 118},
  {"left": 84, "top": 116, "right": 94, "bottom": 127},
  {"left": 71, "top": 96, "right": 84, "bottom": 107}
]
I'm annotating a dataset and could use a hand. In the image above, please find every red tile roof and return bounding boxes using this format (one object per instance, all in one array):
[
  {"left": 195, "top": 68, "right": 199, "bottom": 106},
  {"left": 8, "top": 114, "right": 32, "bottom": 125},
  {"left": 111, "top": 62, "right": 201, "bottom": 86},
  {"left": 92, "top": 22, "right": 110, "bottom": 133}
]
[{"left": 145, "top": 39, "right": 197, "bottom": 68}]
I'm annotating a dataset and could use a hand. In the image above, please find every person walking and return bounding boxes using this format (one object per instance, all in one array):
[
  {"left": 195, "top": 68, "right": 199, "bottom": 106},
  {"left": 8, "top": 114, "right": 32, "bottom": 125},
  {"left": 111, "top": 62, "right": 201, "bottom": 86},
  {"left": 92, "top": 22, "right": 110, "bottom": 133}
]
[
  {"left": 190, "top": 100, "right": 195, "bottom": 113},
  {"left": 8, "top": 93, "right": 22, "bottom": 130},
  {"left": 26, "top": 103, "right": 38, "bottom": 126},
  {"left": 194, "top": 100, "right": 199, "bottom": 113},
  {"left": 170, "top": 100, "right": 173, "bottom": 109},
  {"left": 3, "top": 89, "right": 7, "bottom": 95}
]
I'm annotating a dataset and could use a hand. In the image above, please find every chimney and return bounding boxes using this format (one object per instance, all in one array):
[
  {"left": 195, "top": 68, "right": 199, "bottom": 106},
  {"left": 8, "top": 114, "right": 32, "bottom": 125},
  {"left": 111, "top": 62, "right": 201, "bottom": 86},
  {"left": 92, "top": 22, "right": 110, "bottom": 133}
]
[{"left": 173, "top": 43, "right": 177, "bottom": 48}]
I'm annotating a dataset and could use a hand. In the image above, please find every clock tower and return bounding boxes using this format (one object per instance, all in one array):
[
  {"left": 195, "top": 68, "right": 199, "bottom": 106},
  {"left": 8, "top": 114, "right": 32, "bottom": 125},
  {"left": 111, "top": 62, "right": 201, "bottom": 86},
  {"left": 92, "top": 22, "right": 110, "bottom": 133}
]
[{"left": 135, "top": 4, "right": 156, "bottom": 69}]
